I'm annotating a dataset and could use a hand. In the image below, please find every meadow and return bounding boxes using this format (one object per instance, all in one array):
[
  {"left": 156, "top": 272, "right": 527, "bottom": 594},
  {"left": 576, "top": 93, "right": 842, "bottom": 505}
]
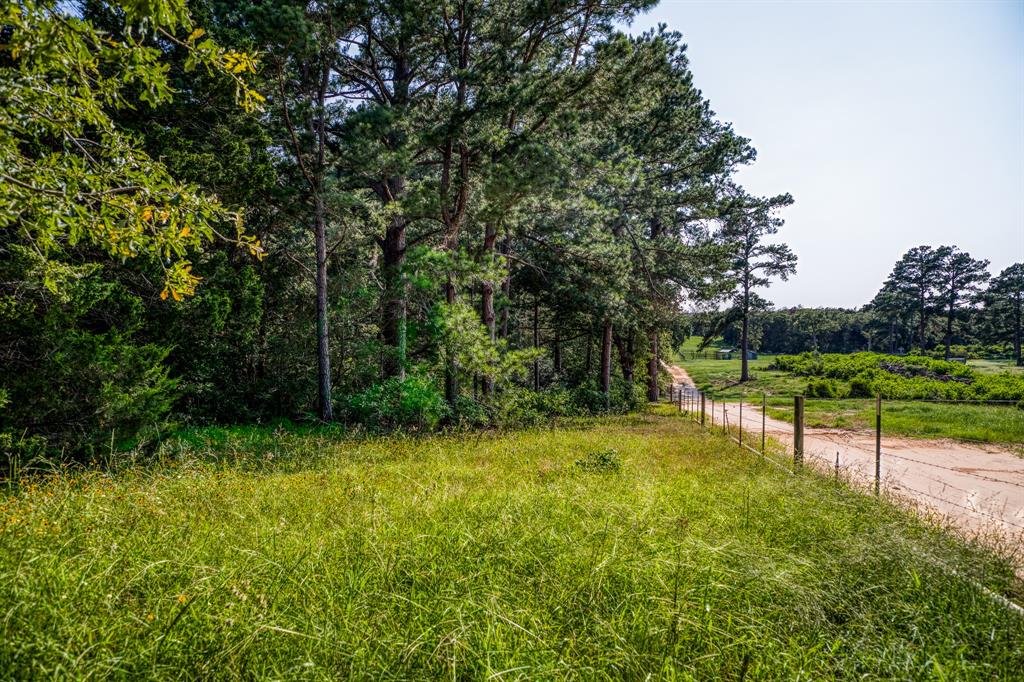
[
  {"left": 1, "top": 410, "right": 1022, "bottom": 679},
  {"left": 677, "top": 349, "right": 1024, "bottom": 446}
]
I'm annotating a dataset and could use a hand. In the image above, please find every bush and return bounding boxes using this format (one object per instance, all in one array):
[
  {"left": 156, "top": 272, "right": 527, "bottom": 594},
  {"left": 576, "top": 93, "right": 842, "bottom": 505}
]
[
  {"left": 806, "top": 377, "right": 846, "bottom": 399},
  {"left": 493, "top": 387, "right": 582, "bottom": 428},
  {"left": 773, "top": 351, "right": 1024, "bottom": 401},
  {"left": 574, "top": 448, "right": 622, "bottom": 472},
  {"left": 848, "top": 372, "right": 876, "bottom": 398},
  {"left": 451, "top": 396, "right": 490, "bottom": 430},
  {"left": 345, "top": 376, "right": 449, "bottom": 431},
  {"left": 0, "top": 274, "right": 179, "bottom": 462}
]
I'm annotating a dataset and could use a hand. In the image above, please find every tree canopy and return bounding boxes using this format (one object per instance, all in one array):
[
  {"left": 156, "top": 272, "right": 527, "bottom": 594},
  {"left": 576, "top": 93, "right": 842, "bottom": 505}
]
[{"left": 6, "top": 0, "right": 1016, "bottom": 465}]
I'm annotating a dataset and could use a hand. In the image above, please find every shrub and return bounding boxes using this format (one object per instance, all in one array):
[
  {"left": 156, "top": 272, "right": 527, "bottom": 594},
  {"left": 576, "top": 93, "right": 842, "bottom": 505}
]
[
  {"left": 493, "top": 387, "right": 581, "bottom": 428},
  {"left": 773, "top": 351, "right": 1024, "bottom": 401},
  {"left": 451, "top": 396, "right": 491, "bottom": 430},
  {"left": 345, "top": 376, "right": 449, "bottom": 431},
  {"left": 574, "top": 448, "right": 622, "bottom": 472},
  {"left": 848, "top": 372, "right": 876, "bottom": 398},
  {"left": 806, "top": 377, "right": 846, "bottom": 399}
]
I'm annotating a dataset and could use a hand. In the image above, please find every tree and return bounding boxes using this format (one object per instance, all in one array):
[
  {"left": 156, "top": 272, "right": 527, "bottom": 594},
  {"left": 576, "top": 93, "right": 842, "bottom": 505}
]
[
  {"left": 0, "top": 0, "right": 264, "bottom": 297},
  {"left": 720, "top": 192, "right": 797, "bottom": 381},
  {"left": 872, "top": 246, "right": 945, "bottom": 352},
  {"left": 1, "top": 1, "right": 265, "bottom": 457},
  {"left": 985, "top": 263, "right": 1023, "bottom": 366},
  {"left": 251, "top": 1, "right": 364, "bottom": 422},
  {"left": 933, "top": 247, "right": 989, "bottom": 360}
]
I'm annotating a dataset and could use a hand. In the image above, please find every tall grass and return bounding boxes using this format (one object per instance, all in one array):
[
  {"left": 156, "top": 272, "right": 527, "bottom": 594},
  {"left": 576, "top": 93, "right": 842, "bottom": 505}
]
[{"left": 0, "top": 411, "right": 1021, "bottom": 678}]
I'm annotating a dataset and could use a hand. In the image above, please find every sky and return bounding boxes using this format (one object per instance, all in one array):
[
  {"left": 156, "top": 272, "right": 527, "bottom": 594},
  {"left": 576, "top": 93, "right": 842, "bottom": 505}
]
[{"left": 625, "top": 0, "right": 1024, "bottom": 308}]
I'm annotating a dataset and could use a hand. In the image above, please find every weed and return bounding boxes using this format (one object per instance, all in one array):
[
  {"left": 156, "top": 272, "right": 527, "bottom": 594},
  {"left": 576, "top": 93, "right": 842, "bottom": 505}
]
[{"left": 574, "top": 448, "right": 622, "bottom": 472}]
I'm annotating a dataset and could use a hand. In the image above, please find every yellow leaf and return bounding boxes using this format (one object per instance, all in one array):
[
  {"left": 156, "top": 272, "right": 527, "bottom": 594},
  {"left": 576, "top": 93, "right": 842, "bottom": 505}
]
[
  {"left": 171, "top": 290, "right": 182, "bottom": 302},
  {"left": 141, "top": 207, "right": 154, "bottom": 222},
  {"left": 160, "top": 288, "right": 169, "bottom": 301},
  {"left": 179, "top": 226, "right": 191, "bottom": 238},
  {"left": 187, "top": 28, "right": 205, "bottom": 43}
]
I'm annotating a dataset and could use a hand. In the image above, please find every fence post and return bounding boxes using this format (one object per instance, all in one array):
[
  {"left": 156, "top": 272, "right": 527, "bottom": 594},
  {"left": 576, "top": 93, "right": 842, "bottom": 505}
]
[
  {"left": 722, "top": 400, "right": 726, "bottom": 434},
  {"left": 761, "top": 393, "right": 766, "bottom": 454},
  {"left": 678, "top": 387, "right": 683, "bottom": 412},
  {"left": 794, "top": 395, "right": 804, "bottom": 469},
  {"left": 700, "top": 393, "right": 706, "bottom": 426},
  {"left": 710, "top": 398, "right": 715, "bottom": 427},
  {"left": 875, "top": 394, "right": 882, "bottom": 495}
]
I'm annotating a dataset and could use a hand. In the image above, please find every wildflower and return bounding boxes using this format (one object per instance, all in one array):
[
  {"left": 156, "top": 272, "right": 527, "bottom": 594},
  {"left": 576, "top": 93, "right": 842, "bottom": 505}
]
[
  {"left": 177, "top": 594, "right": 187, "bottom": 605},
  {"left": 146, "top": 613, "right": 155, "bottom": 622}
]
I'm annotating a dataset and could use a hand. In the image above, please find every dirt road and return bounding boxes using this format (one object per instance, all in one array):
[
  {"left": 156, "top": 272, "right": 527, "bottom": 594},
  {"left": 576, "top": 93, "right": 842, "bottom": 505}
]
[{"left": 665, "top": 364, "right": 1024, "bottom": 561}]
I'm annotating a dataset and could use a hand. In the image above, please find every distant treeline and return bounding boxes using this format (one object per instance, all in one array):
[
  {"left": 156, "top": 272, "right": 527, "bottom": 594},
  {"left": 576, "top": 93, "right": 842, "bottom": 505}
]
[
  {"left": 695, "top": 247, "right": 1022, "bottom": 362},
  {"left": 701, "top": 304, "right": 1017, "bottom": 359}
]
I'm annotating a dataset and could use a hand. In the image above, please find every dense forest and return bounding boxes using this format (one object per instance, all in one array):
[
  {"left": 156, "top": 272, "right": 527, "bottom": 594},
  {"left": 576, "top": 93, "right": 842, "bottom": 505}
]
[{"left": 1, "top": 1, "right": 1020, "bottom": 466}]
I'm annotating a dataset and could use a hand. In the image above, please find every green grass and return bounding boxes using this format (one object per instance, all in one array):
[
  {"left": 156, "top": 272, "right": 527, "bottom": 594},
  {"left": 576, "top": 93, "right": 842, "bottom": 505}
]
[
  {"left": 1, "top": 410, "right": 1022, "bottom": 678},
  {"left": 678, "top": 355, "right": 1024, "bottom": 447},
  {"left": 794, "top": 396, "right": 1024, "bottom": 448},
  {"left": 763, "top": 400, "right": 1024, "bottom": 450},
  {"left": 679, "top": 354, "right": 806, "bottom": 399},
  {"left": 969, "top": 358, "right": 1024, "bottom": 375}
]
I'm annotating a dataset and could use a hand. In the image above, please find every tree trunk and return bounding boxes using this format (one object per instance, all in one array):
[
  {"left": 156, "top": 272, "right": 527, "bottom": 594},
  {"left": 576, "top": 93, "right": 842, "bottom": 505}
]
[
  {"left": 314, "top": 192, "right": 333, "bottom": 421},
  {"left": 740, "top": 282, "right": 751, "bottom": 382},
  {"left": 1015, "top": 293, "right": 1022, "bottom": 366},
  {"left": 532, "top": 296, "right": 540, "bottom": 390},
  {"left": 444, "top": 270, "right": 458, "bottom": 405},
  {"left": 481, "top": 222, "right": 498, "bottom": 397},
  {"left": 498, "top": 235, "right": 511, "bottom": 340},
  {"left": 600, "top": 320, "right": 612, "bottom": 408},
  {"left": 646, "top": 330, "right": 659, "bottom": 402},
  {"left": 381, "top": 212, "right": 407, "bottom": 380},
  {"left": 918, "top": 293, "right": 927, "bottom": 351},
  {"left": 740, "top": 312, "right": 750, "bottom": 382},
  {"left": 553, "top": 331, "right": 562, "bottom": 376},
  {"left": 613, "top": 331, "right": 634, "bottom": 385},
  {"left": 944, "top": 298, "right": 955, "bottom": 360},
  {"left": 379, "top": 54, "right": 410, "bottom": 379},
  {"left": 585, "top": 329, "right": 593, "bottom": 375}
]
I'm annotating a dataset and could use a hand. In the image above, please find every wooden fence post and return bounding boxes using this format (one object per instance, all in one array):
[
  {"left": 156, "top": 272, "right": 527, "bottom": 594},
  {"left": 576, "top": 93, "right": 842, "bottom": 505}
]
[
  {"left": 794, "top": 396, "right": 804, "bottom": 469},
  {"left": 700, "top": 393, "right": 706, "bottom": 426}
]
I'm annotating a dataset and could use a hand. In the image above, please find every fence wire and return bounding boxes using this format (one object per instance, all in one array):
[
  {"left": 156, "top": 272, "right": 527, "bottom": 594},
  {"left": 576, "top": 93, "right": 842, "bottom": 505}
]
[{"left": 665, "top": 384, "right": 1024, "bottom": 543}]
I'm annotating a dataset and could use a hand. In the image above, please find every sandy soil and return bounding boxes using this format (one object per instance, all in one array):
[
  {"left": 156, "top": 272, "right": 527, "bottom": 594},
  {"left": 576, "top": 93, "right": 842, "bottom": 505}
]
[{"left": 664, "top": 364, "right": 1024, "bottom": 562}]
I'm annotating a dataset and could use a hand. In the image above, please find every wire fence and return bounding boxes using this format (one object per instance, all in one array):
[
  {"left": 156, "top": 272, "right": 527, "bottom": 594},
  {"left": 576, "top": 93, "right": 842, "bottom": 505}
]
[{"left": 665, "top": 384, "right": 1024, "bottom": 548}]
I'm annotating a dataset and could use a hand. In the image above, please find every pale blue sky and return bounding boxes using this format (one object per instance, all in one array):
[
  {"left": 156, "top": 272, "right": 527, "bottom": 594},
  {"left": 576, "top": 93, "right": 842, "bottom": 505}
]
[{"left": 627, "top": 0, "right": 1024, "bottom": 308}]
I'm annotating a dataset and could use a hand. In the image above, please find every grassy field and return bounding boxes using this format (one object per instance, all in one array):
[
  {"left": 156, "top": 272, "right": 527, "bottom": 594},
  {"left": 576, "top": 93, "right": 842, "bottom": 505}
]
[
  {"left": 2, "top": 410, "right": 1022, "bottom": 678},
  {"left": 677, "top": 354, "right": 1024, "bottom": 447},
  {"left": 677, "top": 354, "right": 802, "bottom": 400},
  {"left": 969, "top": 358, "right": 1024, "bottom": 375},
  {"left": 764, "top": 400, "right": 1024, "bottom": 449}
]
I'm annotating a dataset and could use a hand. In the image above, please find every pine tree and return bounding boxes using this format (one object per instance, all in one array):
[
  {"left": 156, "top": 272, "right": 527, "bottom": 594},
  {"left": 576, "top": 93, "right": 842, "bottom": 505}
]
[{"left": 985, "top": 263, "right": 1023, "bottom": 366}]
